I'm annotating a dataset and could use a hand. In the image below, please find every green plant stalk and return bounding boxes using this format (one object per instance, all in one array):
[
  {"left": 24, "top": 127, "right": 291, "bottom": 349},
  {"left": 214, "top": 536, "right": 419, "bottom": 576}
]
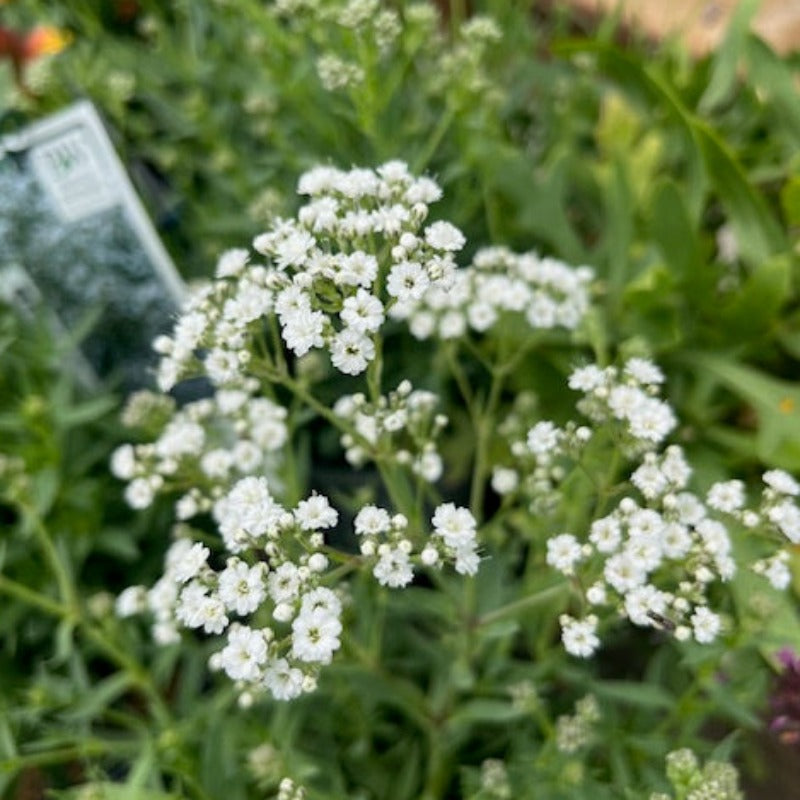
[
  {"left": 0, "top": 740, "right": 138, "bottom": 772},
  {"left": 413, "top": 105, "right": 457, "bottom": 175},
  {"left": 476, "top": 582, "right": 569, "bottom": 628}
]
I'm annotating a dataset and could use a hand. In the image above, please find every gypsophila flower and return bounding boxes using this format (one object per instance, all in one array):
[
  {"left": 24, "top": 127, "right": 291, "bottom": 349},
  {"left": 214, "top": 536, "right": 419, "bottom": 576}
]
[{"left": 560, "top": 614, "right": 600, "bottom": 658}]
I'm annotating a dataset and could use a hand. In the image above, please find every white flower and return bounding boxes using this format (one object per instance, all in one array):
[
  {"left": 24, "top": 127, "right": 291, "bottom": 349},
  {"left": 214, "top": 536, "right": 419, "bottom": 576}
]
[
  {"left": 624, "top": 584, "right": 668, "bottom": 627},
  {"left": 604, "top": 552, "right": 647, "bottom": 593},
  {"left": 589, "top": 516, "right": 622, "bottom": 553},
  {"left": 454, "top": 543, "right": 480, "bottom": 576},
  {"left": 560, "top": 614, "right": 599, "bottom": 658},
  {"left": 125, "top": 478, "right": 155, "bottom": 510},
  {"left": 339, "top": 251, "right": 378, "bottom": 287},
  {"left": 546, "top": 534, "right": 583, "bottom": 574},
  {"left": 267, "top": 562, "right": 303, "bottom": 604},
  {"left": 690, "top": 606, "right": 721, "bottom": 644},
  {"left": 274, "top": 230, "right": 316, "bottom": 269},
  {"left": 218, "top": 559, "right": 267, "bottom": 616},
  {"left": 706, "top": 480, "right": 745, "bottom": 513},
  {"left": 166, "top": 540, "right": 210, "bottom": 584},
  {"left": 110, "top": 444, "right": 137, "bottom": 480},
  {"left": 291, "top": 608, "right": 342, "bottom": 664},
  {"left": 263, "top": 658, "right": 304, "bottom": 701},
  {"left": 387, "top": 261, "right": 430, "bottom": 302},
  {"left": 424, "top": 220, "right": 465, "bottom": 251},
  {"left": 764, "top": 469, "right": 800, "bottom": 496},
  {"left": 767, "top": 500, "right": 800, "bottom": 543},
  {"left": 762, "top": 554, "right": 791, "bottom": 590},
  {"left": 116, "top": 586, "right": 147, "bottom": 617},
  {"left": 491, "top": 467, "right": 518, "bottom": 495},
  {"left": 527, "top": 421, "right": 561, "bottom": 456},
  {"left": 413, "top": 450, "right": 443, "bottom": 482},
  {"left": 214, "top": 476, "right": 282, "bottom": 545},
  {"left": 216, "top": 248, "right": 249, "bottom": 278},
  {"left": 329, "top": 328, "right": 375, "bottom": 375},
  {"left": 205, "top": 349, "right": 241, "bottom": 385},
  {"left": 623, "top": 358, "right": 664, "bottom": 385},
  {"left": 631, "top": 458, "right": 667, "bottom": 499},
  {"left": 354, "top": 505, "right": 392, "bottom": 536},
  {"left": 300, "top": 587, "right": 342, "bottom": 618},
  {"left": 220, "top": 625, "right": 269, "bottom": 682},
  {"left": 340, "top": 289, "right": 385, "bottom": 333},
  {"left": 294, "top": 494, "right": 338, "bottom": 530},
  {"left": 281, "top": 307, "right": 326, "bottom": 357},
  {"left": 431, "top": 503, "right": 477, "bottom": 549},
  {"left": 373, "top": 546, "right": 414, "bottom": 588},
  {"left": 568, "top": 364, "right": 607, "bottom": 392}
]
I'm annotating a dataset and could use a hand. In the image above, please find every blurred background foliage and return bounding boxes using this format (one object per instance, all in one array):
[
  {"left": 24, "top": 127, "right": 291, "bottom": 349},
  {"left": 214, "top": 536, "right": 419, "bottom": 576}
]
[{"left": 1, "top": 1, "right": 800, "bottom": 798}]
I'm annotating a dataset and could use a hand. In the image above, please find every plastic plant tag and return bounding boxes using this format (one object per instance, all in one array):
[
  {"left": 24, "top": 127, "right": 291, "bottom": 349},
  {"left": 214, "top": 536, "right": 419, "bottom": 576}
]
[{"left": 0, "top": 100, "right": 185, "bottom": 390}]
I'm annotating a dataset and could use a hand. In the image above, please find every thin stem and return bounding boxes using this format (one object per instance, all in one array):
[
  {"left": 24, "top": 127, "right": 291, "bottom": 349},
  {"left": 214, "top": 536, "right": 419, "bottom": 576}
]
[
  {"left": 469, "top": 366, "right": 506, "bottom": 522},
  {"left": 476, "top": 582, "right": 569, "bottom": 628},
  {"left": 0, "top": 740, "right": 138, "bottom": 771},
  {"left": 0, "top": 574, "right": 69, "bottom": 618},
  {"left": 412, "top": 105, "right": 456, "bottom": 175},
  {"left": 23, "top": 505, "right": 79, "bottom": 614}
]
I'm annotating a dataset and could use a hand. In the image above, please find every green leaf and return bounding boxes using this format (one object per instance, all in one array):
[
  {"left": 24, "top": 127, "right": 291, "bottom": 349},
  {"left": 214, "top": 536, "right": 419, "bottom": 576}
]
[
  {"left": 699, "top": 0, "right": 760, "bottom": 112},
  {"left": 61, "top": 672, "right": 133, "bottom": 722},
  {"left": 446, "top": 698, "right": 525, "bottom": 728},
  {"left": 718, "top": 256, "right": 792, "bottom": 339},
  {"left": 780, "top": 175, "right": 800, "bottom": 227},
  {"left": 50, "top": 783, "right": 180, "bottom": 800},
  {"left": 56, "top": 395, "right": 118, "bottom": 429},
  {"left": 684, "top": 353, "right": 800, "bottom": 468},
  {"left": 554, "top": 39, "right": 786, "bottom": 268},
  {"left": 649, "top": 179, "right": 701, "bottom": 280},
  {"left": 592, "top": 680, "right": 674, "bottom": 710}
]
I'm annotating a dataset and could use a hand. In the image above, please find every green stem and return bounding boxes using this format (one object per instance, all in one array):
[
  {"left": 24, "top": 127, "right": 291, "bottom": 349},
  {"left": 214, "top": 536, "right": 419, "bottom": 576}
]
[
  {"left": 469, "top": 366, "right": 506, "bottom": 522},
  {"left": 476, "top": 582, "right": 569, "bottom": 628},
  {"left": 0, "top": 574, "right": 69, "bottom": 618},
  {"left": 0, "top": 740, "right": 137, "bottom": 772},
  {"left": 412, "top": 105, "right": 456, "bottom": 174},
  {"left": 23, "top": 505, "right": 79, "bottom": 614}
]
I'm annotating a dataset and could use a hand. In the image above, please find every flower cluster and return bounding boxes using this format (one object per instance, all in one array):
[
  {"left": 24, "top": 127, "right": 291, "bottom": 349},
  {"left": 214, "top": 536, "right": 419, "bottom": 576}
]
[
  {"left": 111, "top": 382, "right": 287, "bottom": 513},
  {"left": 650, "top": 748, "right": 743, "bottom": 800},
  {"left": 117, "top": 481, "right": 343, "bottom": 702},
  {"left": 151, "top": 161, "right": 463, "bottom": 391},
  {"left": 526, "top": 360, "right": 800, "bottom": 658},
  {"left": 390, "top": 245, "right": 594, "bottom": 341},
  {"left": 570, "top": 358, "right": 676, "bottom": 451},
  {"left": 333, "top": 379, "right": 446, "bottom": 475},
  {"left": 555, "top": 694, "right": 600, "bottom": 754},
  {"left": 354, "top": 501, "right": 480, "bottom": 588}
]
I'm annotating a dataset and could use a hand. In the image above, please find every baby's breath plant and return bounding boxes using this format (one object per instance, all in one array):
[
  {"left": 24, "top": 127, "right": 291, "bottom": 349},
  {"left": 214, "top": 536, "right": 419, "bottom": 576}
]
[
  {"left": 107, "top": 162, "right": 800, "bottom": 799},
  {"left": 4, "top": 1, "right": 800, "bottom": 797}
]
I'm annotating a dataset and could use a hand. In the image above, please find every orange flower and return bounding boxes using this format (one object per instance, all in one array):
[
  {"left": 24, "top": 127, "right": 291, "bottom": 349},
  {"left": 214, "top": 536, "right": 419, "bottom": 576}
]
[{"left": 21, "top": 25, "right": 71, "bottom": 60}]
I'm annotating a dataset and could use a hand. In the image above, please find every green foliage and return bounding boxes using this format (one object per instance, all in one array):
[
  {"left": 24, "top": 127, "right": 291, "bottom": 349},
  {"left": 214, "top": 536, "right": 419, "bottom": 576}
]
[{"left": 1, "top": 2, "right": 800, "bottom": 799}]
